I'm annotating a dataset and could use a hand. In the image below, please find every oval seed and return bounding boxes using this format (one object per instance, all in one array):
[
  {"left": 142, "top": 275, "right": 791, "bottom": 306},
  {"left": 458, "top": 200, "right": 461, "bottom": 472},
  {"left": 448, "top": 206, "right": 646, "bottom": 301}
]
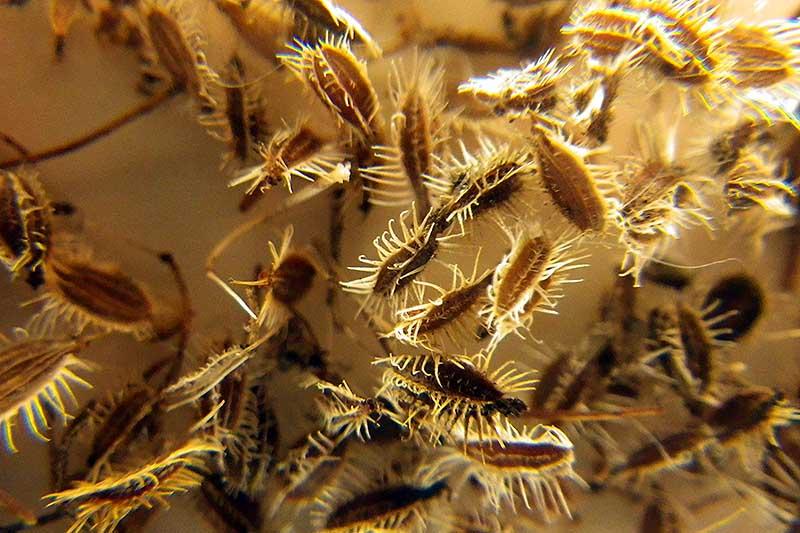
[{"left": 534, "top": 126, "right": 607, "bottom": 232}]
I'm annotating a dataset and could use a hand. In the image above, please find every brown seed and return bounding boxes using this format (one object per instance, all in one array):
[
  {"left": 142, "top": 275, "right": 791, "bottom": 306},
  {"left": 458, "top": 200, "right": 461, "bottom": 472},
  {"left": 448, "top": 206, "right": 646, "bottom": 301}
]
[
  {"left": 721, "top": 21, "right": 799, "bottom": 90},
  {"left": 324, "top": 480, "right": 448, "bottom": 530},
  {"left": 455, "top": 423, "right": 582, "bottom": 519},
  {"left": 282, "top": 38, "right": 383, "bottom": 142},
  {"left": 458, "top": 49, "right": 570, "bottom": 117},
  {"left": 163, "top": 344, "right": 256, "bottom": 411},
  {"left": 45, "top": 439, "right": 222, "bottom": 533},
  {"left": 0, "top": 335, "right": 92, "bottom": 452},
  {"left": 86, "top": 384, "right": 155, "bottom": 468},
  {"left": 530, "top": 351, "right": 573, "bottom": 410},
  {"left": 440, "top": 143, "right": 536, "bottom": 229},
  {"left": 214, "top": 0, "right": 291, "bottom": 63},
  {"left": 0, "top": 170, "right": 51, "bottom": 287},
  {"left": 314, "top": 380, "right": 383, "bottom": 441},
  {"left": 706, "top": 387, "right": 800, "bottom": 449},
  {"left": 610, "top": 430, "right": 711, "bottom": 480},
  {"left": 390, "top": 266, "right": 492, "bottom": 348},
  {"left": 376, "top": 353, "right": 534, "bottom": 442},
  {"left": 723, "top": 152, "right": 796, "bottom": 215},
  {"left": 702, "top": 273, "right": 764, "bottom": 342},
  {"left": 271, "top": 431, "right": 343, "bottom": 513},
  {"left": 636, "top": 0, "right": 722, "bottom": 87},
  {"left": 222, "top": 382, "right": 279, "bottom": 496},
  {"left": 200, "top": 473, "right": 261, "bottom": 532},
  {"left": 640, "top": 498, "right": 683, "bottom": 533},
  {"left": 494, "top": 235, "right": 551, "bottom": 315},
  {"left": 230, "top": 123, "right": 348, "bottom": 204},
  {"left": 343, "top": 207, "right": 443, "bottom": 310},
  {"left": 709, "top": 119, "right": 760, "bottom": 174},
  {"left": 397, "top": 90, "right": 435, "bottom": 214},
  {"left": 284, "top": 0, "right": 382, "bottom": 57},
  {"left": 365, "top": 54, "right": 447, "bottom": 217},
  {"left": 226, "top": 56, "right": 254, "bottom": 163},
  {"left": 144, "top": 1, "right": 212, "bottom": 101},
  {"left": 35, "top": 249, "right": 159, "bottom": 339},
  {"left": 676, "top": 304, "right": 714, "bottom": 393},
  {"left": 534, "top": 126, "right": 607, "bottom": 232},
  {"left": 562, "top": 4, "right": 687, "bottom": 69}
]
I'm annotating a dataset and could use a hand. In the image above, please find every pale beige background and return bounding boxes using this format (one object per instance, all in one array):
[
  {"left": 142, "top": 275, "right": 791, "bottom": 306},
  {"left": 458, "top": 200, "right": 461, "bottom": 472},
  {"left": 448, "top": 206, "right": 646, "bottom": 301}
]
[{"left": 1, "top": 1, "right": 800, "bottom": 531}]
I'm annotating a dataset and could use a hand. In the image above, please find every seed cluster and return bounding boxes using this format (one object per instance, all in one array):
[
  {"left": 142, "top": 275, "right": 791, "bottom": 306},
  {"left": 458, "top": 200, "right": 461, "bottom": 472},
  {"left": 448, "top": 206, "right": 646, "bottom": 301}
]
[{"left": 2, "top": 0, "right": 800, "bottom": 531}]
